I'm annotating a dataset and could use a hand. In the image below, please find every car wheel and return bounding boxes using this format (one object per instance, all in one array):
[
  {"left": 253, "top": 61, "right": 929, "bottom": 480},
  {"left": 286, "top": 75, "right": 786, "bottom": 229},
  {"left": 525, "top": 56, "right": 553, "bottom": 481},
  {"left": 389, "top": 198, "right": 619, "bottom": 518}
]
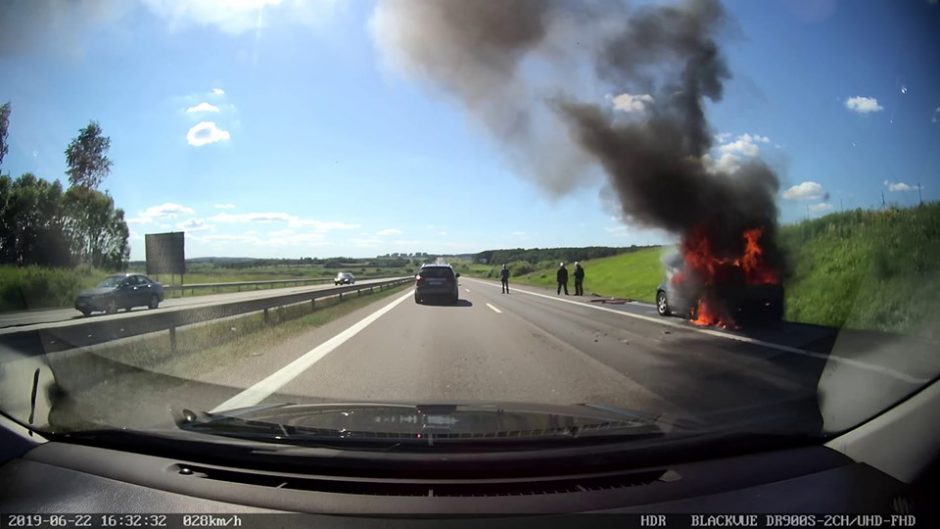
[
  {"left": 452, "top": 293, "right": 459, "bottom": 305},
  {"left": 768, "top": 302, "right": 783, "bottom": 322},
  {"left": 656, "top": 290, "right": 669, "bottom": 316},
  {"left": 105, "top": 298, "right": 118, "bottom": 314},
  {"left": 80, "top": 309, "right": 91, "bottom": 317},
  {"left": 414, "top": 293, "right": 421, "bottom": 304},
  {"left": 688, "top": 303, "right": 699, "bottom": 321},
  {"left": 148, "top": 294, "right": 160, "bottom": 309}
]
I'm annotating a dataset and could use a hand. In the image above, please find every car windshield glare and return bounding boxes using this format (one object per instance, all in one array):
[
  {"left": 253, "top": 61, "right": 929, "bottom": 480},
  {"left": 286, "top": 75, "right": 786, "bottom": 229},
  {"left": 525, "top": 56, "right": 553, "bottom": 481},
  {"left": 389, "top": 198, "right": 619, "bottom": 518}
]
[
  {"left": 96, "top": 276, "right": 124, "bottom": 288},
  {"left": 420, "top": 267, "right": 454, "bottom": 279}
]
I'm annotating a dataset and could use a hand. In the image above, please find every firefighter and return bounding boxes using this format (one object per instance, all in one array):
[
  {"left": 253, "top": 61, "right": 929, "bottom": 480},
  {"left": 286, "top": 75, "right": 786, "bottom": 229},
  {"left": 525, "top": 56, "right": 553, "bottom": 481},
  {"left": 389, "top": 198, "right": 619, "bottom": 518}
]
[
  {"left": 500, "top": 264, "right": 510, "bottom": 294},
  {"left": 556, "top": 262, "right": 569, "bottom": 295},
  {"left": 574, "top": 261, "right": 585, "bottom": 296}
]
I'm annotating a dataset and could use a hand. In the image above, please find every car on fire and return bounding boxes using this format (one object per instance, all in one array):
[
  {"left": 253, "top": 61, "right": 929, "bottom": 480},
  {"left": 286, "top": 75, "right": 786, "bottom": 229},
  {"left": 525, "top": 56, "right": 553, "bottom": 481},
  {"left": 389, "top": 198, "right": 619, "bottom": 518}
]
[{"left": 656, "top": 254, "right": 784, "bottom": 323}]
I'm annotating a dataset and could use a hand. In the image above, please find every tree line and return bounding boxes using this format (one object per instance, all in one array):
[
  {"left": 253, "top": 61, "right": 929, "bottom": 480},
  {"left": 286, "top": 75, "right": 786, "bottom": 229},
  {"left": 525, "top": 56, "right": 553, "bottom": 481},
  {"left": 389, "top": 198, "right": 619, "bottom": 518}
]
[
  {"left": 0, "top": 102, "right": 129, "bottom": 269},
  {"left": 474, "top": 246, "right": 652, "bottom": 266}
]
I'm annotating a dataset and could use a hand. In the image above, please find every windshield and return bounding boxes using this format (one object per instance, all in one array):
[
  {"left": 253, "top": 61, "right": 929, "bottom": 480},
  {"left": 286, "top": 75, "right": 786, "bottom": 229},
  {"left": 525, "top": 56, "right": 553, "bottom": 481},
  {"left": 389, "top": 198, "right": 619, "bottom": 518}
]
[
  {"left": 95, "top": 276, "right": 124, "bottom": 288},
  {"left": 420, "top": 267, "right": 455, "bottom": 279},
  {"left": 0, "top": 0, "right": 938, "bottom": 460}
]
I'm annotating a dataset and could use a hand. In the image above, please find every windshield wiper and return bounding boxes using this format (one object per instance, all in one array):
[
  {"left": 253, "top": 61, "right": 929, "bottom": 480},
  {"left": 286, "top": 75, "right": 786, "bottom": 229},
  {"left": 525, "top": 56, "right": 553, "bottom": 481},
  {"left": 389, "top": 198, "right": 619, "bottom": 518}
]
[{"left": 174, "top": 407, "right": 666, "bottom": 449}]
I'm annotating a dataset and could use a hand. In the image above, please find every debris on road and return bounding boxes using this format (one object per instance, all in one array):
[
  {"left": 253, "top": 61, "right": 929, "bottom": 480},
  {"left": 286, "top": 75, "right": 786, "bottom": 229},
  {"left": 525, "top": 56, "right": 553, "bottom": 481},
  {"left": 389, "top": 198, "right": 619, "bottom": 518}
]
[{"left": 590, "top": 297, "right": 634, "bottom": 305}]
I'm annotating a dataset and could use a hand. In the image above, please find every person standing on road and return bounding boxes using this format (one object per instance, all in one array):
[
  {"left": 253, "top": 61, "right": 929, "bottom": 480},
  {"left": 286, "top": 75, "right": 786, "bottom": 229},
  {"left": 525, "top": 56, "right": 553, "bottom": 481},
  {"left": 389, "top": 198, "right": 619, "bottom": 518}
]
[
  {"left": 500, "top": 264, "right": 510, "bottom": 294},
  {"left": 556, "top": 262, "right": 569, "bottom": 295},
  {"left": 574, "top": 261, "right": 585, "bottom": 296}
]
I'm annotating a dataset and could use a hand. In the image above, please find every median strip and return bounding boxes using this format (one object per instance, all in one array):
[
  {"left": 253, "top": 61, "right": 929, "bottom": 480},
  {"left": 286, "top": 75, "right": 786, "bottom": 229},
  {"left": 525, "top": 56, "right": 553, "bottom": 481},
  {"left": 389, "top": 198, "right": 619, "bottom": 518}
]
[{"left": 211, "top": 289, "right": 414, "bottom": 412}]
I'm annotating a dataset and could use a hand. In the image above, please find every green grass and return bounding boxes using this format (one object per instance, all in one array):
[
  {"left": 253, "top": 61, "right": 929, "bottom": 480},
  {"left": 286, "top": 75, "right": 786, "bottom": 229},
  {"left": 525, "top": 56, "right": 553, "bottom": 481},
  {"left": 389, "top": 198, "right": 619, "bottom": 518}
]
[
  {"left": 779, "top": 204, "right": 940, "bottom": 338},
  {"left": 0, "top": 265, "right": 107, "bottom": 312},
  {"left": 506, "top": 247, "right": 665, "bottom": 303},
  {"left": 0, "top": 263, "right": 413, "bottom": 311},
  {"left": 459, "top": 204, "right": 940, "bottom": 338},
  {"left": 93, "top": 284, "right": 409, "bottom": 377}
]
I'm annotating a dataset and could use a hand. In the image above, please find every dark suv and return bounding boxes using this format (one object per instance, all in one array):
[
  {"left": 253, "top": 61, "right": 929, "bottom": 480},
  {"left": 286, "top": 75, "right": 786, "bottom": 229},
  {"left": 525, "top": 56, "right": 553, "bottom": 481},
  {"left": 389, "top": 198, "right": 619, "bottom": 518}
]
[{"left": 414, "top": 264, "right": 460, "bottom": 304}]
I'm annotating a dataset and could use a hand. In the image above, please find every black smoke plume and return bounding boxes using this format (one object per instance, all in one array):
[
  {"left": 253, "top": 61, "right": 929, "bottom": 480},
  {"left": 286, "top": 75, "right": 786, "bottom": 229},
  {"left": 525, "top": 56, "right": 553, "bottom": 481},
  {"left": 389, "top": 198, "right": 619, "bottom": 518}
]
[{"left": 372, "top": 0, "right": 783, "bottom": 270}]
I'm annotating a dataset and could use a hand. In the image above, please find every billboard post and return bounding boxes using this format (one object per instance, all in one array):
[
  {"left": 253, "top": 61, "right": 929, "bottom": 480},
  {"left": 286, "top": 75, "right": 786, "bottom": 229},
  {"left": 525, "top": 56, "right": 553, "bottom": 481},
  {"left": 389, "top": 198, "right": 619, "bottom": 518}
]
[{"left": 145, "top": 232, "right": 185, "bottom": 293}]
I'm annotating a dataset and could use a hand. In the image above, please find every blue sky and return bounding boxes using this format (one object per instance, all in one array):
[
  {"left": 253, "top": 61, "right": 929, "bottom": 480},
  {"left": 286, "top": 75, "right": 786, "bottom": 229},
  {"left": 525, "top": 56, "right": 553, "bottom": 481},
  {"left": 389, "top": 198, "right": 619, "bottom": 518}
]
[{"left": 1, "top": 0, "right": 938, "bottom": 260}]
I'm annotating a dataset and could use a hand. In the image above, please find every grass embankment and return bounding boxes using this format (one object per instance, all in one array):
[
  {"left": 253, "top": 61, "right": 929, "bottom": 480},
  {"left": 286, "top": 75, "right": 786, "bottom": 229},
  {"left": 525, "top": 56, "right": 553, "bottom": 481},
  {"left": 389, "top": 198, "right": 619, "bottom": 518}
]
[
  {"left": 0, "top": 266, "right": 105, "bottom": 312},
  {"left": 460, "top": 204, "right": 940, "bottom": 337},
  {"left": 457, "top": 247, "right": 665, "bottom": 303},
  {"left": 780, "top": 204, "right": 940, "bottom": 337},
  {"left": 93, "top": 284, "right": 408, "bottom": 378}
]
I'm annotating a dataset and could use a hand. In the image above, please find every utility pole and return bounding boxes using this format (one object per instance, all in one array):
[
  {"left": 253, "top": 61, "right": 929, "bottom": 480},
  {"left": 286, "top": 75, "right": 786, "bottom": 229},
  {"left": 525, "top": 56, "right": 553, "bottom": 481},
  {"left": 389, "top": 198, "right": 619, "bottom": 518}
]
[
  {"left": 918, "top": 182, "right": 923, "bottom": 206},
  {"left": 881, "top": 191, "right": 886, "bottom": 209}
]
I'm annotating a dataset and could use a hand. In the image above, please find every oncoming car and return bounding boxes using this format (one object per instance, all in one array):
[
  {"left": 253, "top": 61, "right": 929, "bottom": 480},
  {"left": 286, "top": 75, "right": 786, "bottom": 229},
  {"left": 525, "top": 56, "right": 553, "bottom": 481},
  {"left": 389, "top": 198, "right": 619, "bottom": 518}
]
[
  {"left": 74, "top": 273, "right": 165, "bottom": 316},
  {"left": 334, "top": 273, "right": 356, "bottom": 285},
  {"left": 414, "top": 264, "right": 460, "bottom": 304}
]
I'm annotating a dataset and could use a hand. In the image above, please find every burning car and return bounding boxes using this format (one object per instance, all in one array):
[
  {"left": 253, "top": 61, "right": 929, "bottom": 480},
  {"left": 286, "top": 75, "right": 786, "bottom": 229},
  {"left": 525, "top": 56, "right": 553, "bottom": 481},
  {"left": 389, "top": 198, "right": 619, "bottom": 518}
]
[{"left": 656, "top": 228, "right": 784, "bottom": 327}]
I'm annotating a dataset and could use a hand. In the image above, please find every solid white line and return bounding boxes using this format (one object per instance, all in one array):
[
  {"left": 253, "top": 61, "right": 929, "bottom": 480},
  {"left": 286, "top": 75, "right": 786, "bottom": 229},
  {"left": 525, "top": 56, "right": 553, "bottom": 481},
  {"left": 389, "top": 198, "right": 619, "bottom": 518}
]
[
  {"left": 211, "top": 290, "right": 414, "bottom": 413},
  {"left": 463, "top": 278, "right": 929, "bottom": 384},
  {"left": 485, "top": 303, "right": 503, "bottom": 314},
  {"left": 465, "top": 288, "right": 471, "bottom": 293}
]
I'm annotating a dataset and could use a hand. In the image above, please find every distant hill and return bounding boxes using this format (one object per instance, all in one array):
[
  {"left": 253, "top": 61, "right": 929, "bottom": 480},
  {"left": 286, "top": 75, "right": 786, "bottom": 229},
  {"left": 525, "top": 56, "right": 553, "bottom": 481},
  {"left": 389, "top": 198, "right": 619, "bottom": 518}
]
[{"left": 473, "top": 246, "right": 653, "bottom": 266}]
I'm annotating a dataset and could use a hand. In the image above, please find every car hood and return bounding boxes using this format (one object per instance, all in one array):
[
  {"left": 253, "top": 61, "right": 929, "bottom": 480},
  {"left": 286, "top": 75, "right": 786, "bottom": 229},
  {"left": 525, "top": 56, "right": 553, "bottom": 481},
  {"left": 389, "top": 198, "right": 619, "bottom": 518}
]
[
  {"left": 78, "top": 287, "right": 117, "bottom": 297},
  {"left": 177, "top": 402, "right": 675, "bottom": 443}
]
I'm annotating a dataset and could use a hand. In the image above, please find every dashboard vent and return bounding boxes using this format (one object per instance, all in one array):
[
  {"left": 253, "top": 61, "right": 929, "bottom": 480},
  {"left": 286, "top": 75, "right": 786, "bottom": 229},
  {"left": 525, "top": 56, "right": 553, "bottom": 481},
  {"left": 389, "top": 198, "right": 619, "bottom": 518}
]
[{"left": 176, "top": 465, "right": 669, "bottom": 497}]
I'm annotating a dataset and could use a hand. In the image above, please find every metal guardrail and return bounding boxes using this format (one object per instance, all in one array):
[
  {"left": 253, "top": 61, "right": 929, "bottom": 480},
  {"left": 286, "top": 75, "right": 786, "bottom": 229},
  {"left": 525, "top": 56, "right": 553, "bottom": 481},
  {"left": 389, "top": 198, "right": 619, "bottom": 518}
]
[
  {"left": 2, "top": 277, "right": 413, "bottom": 354},
  {"left": 163, "top": 277, "right": 334, "bottom": 296}
]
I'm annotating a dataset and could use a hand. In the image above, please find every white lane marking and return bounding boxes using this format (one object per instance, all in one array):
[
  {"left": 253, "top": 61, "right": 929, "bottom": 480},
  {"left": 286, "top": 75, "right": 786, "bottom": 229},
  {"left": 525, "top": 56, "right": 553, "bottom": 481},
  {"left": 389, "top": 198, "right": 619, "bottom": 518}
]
[
  {"left": 211, "top": 290, "right": 414, "bottom": 412},
  {"left": 463, "top": 278, "right": 929, "bottom": 384},
  {"left": 485, "top": 303, "right": 503, "bottom": 314},
  {"left": 465, "top": 288, "right": 471, "bottom": 293}
]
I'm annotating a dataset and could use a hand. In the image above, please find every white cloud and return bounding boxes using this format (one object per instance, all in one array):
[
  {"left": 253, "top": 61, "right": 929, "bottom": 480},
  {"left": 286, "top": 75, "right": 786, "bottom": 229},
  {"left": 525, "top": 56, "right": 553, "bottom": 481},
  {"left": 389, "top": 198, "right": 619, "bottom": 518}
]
[
  {"left": 186, "top": 121, "right": 231, "bottom": 146},
  {"left": 141, "top": 0, "right": 341, "bottom": 35},
  {"left": 808, "top": 203, "right": 833, "bottom": 213},
  {"left": 176, "top": 218, "right": 213, "bottom": 232},
  {"left": 213, "top": 203, "right": 236, "bottom": 209},
  {"left": 718, "top": 133, "right": 768, "bottom": 157},
  {"left": 185, "top": 102, "right": 220, "bottom": 113},
  {"left": 198, "top": 233, "right": 259, "bottom": 245},
  {"left": 209, "top": 212, "right": 359, "bottom": 231},
  {"left": 211, "top": 87, "right": 225, "bottom": 96},
  {"left": 376, "top": 228, "right": 403, "bottom": 236},
  {"left": 609, "top": 93, "right": 654, "bottom": 113},
  {"left": 932, "top": 107, "right": 940, "bottom": 124},
  {"left": 884, "top": 180, "right": 921, "bottom": 192},
  {"left": 845, "top": 96, "right": 883, "bottom": 114},
  {"left": 350, "top": 238, "right": 382, "bottom": 247},
  {"left": 783, "top": 181, "right": 827, "bottom": 201},
  {"left": 128, "top": 203, "right": 196, "bottom": 224},
  {"left": 702, "top": 133, "right": 770, "bottom": 174}
]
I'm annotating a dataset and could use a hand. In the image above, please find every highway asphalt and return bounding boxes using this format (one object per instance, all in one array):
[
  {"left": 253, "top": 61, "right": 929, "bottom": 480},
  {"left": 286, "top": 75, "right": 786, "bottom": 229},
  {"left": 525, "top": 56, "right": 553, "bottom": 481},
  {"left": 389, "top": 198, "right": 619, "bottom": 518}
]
[
  {"left": 0, "top": 278, "right": 401, "bottom": 332},
  {"left": 25, "top": 276, "right": 937, "bottom": 438},
  {"left": 2, "top": 269, "right": 934, "bottom": 443}
]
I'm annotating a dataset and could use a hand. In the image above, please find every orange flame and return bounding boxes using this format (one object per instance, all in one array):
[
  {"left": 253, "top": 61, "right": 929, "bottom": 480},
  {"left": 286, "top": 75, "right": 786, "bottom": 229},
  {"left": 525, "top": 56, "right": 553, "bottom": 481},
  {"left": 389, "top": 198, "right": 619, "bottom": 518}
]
[{"left": 681, "top": 226, "right": 779, "bottom": 328}]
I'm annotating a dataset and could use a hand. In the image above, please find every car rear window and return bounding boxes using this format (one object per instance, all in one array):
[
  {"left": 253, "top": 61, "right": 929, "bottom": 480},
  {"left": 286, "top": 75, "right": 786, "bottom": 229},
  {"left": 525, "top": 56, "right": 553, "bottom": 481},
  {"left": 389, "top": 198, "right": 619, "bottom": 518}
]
[{"left": 419, "top": 267, "right": 454, "bottom": 279}]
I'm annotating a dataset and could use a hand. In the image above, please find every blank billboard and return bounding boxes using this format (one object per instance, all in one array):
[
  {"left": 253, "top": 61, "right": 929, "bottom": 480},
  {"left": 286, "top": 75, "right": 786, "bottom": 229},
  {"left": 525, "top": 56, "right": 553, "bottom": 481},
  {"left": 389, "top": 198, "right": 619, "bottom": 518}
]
[{"left": 145, "top": 232, "right": 185, "bottom": 275}]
